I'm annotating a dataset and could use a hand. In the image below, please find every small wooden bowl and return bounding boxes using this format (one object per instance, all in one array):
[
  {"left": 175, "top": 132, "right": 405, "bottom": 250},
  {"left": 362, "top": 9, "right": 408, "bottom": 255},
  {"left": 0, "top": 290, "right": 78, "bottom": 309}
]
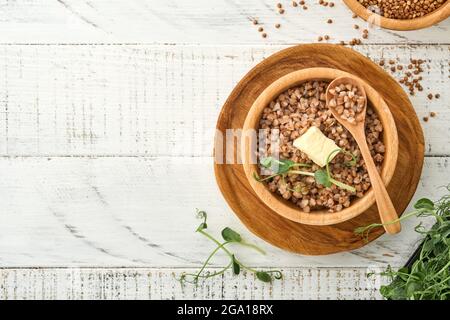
[
  {"left": 241, "top": 67, "right": 398, "bottom": 226},
  {"left": 343, "top": 0, "right": 450, "bottom": 30}
]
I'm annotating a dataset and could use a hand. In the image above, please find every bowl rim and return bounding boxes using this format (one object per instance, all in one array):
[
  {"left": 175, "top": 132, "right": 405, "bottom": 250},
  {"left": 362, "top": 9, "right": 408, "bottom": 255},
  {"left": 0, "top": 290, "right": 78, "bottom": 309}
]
[
  {"left": 241, "top": 67, "right": 399, "bottom": 226},
  {"left": 342, "top": 0, "right": 450, "bottom": 31}
]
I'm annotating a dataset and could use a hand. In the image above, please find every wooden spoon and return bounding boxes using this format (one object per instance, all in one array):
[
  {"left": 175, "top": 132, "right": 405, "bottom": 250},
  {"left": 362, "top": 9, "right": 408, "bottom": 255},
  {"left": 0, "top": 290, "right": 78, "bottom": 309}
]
[{"left": 326, "top": 76, "right": 401, "bottom": 235}]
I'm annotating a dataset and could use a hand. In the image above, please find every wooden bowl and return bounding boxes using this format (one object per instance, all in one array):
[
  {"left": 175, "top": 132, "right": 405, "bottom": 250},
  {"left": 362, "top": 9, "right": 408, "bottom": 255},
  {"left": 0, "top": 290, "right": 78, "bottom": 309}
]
[
  {"left": 343, "top": 0, "right": 450, "bottom": 30},
  {"left": 241, "top": 67, "right": 398, "bottom": 226}
]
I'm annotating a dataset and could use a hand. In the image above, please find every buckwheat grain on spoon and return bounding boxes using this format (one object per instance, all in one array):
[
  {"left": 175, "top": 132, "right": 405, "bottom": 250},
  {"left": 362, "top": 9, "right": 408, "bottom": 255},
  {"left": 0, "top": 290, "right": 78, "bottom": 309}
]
[{"left": 326, "top": 76, "right": 401, "bottom": 235}]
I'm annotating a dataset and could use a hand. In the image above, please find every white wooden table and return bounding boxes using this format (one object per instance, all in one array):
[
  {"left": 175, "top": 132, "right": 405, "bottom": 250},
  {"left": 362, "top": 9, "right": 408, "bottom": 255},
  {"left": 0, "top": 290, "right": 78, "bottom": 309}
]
[{"left": 0, "top": 0, "right": 449, "bottom": 300}]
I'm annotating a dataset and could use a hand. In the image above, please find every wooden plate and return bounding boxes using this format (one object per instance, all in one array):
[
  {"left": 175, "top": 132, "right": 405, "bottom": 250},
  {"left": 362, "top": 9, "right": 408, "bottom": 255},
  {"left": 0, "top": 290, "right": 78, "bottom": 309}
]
[
  {"left": 343, "top": 0, "right": 450, "bottom": 31},
  {"left": 241, "top": 68, "right": 398, "bottom": 226},
  {"left": 214, "top": 44, "right": 424, "bottom": 255}
]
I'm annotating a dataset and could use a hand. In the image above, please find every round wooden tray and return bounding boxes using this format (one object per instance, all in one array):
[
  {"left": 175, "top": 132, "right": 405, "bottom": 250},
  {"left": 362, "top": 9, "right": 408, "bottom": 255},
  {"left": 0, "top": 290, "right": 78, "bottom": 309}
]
[
  {"left": 214, "top": 44, "right": 424, "bottom": 255},
  {"left": 343, "top": 0, "right": 450, "bottom": 31}
]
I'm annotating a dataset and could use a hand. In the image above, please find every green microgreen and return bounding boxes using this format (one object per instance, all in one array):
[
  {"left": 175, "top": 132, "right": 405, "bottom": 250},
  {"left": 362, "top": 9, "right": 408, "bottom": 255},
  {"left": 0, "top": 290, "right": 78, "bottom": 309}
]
[
  {"left": 255, "top": 149, "right": 356, "bottom": 193},
  {"left": 221, "top": 227, "right": 242, "bottom": 242},
  {"left": 314, "top": 169, "right": 332, "bottom": 188},
  {"left": 260, "top": 157, "right": 312, "bottom": 174},
  {"left": 179, "top": 210, "right": 283, "bottom": 285},
  {"left": 355, "top": 185, "right": 450, "bottom": 300}
]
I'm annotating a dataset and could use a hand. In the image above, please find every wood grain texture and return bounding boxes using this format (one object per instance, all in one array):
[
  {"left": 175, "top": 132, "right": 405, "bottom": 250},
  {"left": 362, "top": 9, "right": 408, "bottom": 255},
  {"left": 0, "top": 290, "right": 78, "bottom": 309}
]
[
  {"left": 215, "top": 44, "right": 423, "bottom": 255},
  {"left": 0, "top": 44, "right": 447, "bottom": 268},
  {"left": 0, "top": 156, "right": 446, "bottom": 267},
  {"left": 0, "top": 0, "right": 449, "bottom": 44},
  {"left": 0, "top": 267, "right": 388, "bottom": 300},
  {"left": 0, "top": 44, "right": 448, "bottom": 157},
  {"left": 343, "top": 0, "right": 450, "bottom": 30}
]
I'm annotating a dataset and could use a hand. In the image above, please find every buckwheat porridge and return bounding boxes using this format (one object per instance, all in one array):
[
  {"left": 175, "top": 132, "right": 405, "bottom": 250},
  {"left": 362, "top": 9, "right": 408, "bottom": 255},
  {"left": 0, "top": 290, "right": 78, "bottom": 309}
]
[
  {"left": 258, "top": 81, "right": 385, "bottom": 213},
  {"left": 328, "top": 83, "right": 366, "bottom": 124}
]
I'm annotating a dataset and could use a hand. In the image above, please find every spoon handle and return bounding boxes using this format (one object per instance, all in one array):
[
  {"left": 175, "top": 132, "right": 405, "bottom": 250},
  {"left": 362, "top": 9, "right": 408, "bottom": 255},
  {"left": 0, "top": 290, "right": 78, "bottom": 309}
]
[{"left": 355, "top": 132, "right": 401, "bottom": 235}]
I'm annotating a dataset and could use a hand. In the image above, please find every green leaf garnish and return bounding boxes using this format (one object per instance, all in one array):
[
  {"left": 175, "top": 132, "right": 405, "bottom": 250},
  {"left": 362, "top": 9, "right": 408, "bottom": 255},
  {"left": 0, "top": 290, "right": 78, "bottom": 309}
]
[
  {"left": 260, "top": 156, "right": 311, "bottom": 175},
  {"left": 355, "top": 185, "right": 450, "bottom": 300},
  {"left": 256, "top": 149, "right": 357, "bottom": 193},
  {"left": 314, "top": 169, "right": 332, "bottom": 187},
  {"left": 179, "top": 211, "right": 283, "bottom": 286},
  {"left": 260, "top": 157, "right": 293, "bottom": 174},
  {"left": 271, "top": 271, "right": 283, "bottom": 280},
  {"left": 256, "top": 271, "right": 272, "bottom": 283},
  {"left": 329, "top": 178, "right": 356, "bottom": 192},
  {"left": 260, "top": 157, "right": 273, "bottom": 168},
  {"left": 221, "top": 227, "right": 242, "bottom": 242},
  {"left": 232, "top": 255, "right": 240, "bottom": 275},
  {"left": 253, "top": 171, "right": 280, "bottom": 182},
  {"left": 195, "top": 209, "right": 208, "bottom": 231},
  {"left": 414, "top": 198, "right": 434, "bottom": 210}
]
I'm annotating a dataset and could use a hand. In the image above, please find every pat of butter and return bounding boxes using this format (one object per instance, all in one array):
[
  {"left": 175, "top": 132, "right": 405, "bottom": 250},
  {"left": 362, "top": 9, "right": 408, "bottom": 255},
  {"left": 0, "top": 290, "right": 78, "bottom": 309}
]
[{"left": 293, "top": 126, "right": 339, "bottom": 167}]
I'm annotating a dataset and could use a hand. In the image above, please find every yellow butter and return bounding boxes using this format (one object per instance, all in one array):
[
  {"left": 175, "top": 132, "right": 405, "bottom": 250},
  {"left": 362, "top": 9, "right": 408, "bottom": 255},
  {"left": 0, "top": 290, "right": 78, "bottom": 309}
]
[{"left": 293, "top": 126, "right": 339, "bottom": 167}]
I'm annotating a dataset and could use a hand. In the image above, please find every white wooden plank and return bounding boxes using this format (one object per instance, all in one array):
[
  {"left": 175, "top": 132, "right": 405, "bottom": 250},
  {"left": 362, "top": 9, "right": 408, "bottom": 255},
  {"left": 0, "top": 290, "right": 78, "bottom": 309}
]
[
  {"left": 0, "top": 267, "right": 387, "bottom": 300},
  {"left": 0, "top": 1, "right": 447, "bottom": 301},
  {"left": 0, "top": 0, "right": 449, "bottom": 44},
  {"left": 0, "top": 44, "right": 448, "bottom": 156},
  {"left": 0, "top": 156, "right": 446, "bottom": 268}
]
